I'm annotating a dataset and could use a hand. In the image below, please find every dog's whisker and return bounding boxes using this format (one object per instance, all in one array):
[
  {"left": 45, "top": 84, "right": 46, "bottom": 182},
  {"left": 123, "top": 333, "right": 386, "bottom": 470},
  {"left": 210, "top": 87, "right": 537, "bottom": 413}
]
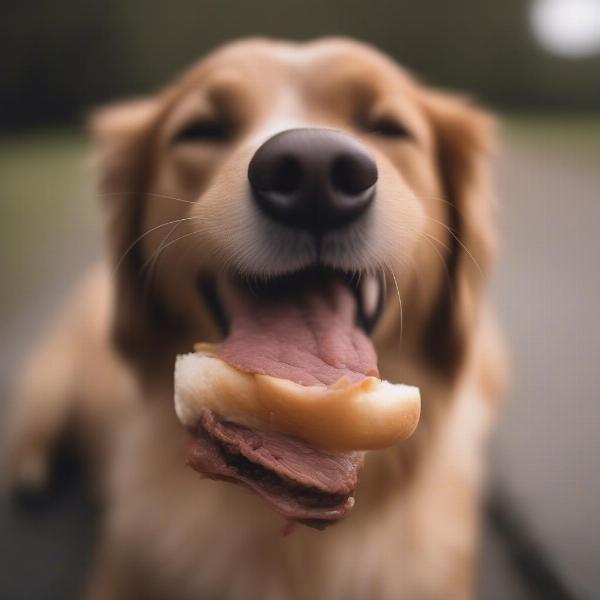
[
  {"left": 169, "top": 232, "right": 206, "bottom": 292},
  {"left": 415, "top": 194, "right": 462, "bottom": 213},
  {"left": 393, "top": 191, "right": 468, "bottom": 221},
  {"left": 424, "top": 216, "right": 482, "bottom": 275},
  {"left": 423, "top": 232, "right": 451, "bottom": 252},
  {"left": 378, "top": 264, "right": 390, "bottom": 328},
  {"left": 142, "top": 228, "right": 209, "bottom": 302},
  {"left": 112, "top": 217, "right": 198, "bottom": 279},
  {"left": 99, "top": 191, "right": 196, "bottom": 205},
  {"left": 354, "top": 270, "right": 363, "bottom": 287},
  {"left": 420, "top": 234, "right": 455, "bottom": 304},
  {"left": 141, "top": 220, "right": 186, "bottom": 300},
  {"left": 385, "top": 265, "right": 404, "bottom": 350},
  {"left": 405, "top": 255, "right": 426, "bottom": 298},
  {"left": 380, "top": 266, "right": 388, "bottom": 302},
  {"left": 414, "top": 194, "right": 473, "bottom": 226},
  {"left": 391, "top": 192, "right": 477, "bottom": 271},
  {"left": 142, "top": 229, "right": 203, "bottom": 270},
  {"left": 139, "top": 229, "right": 204, "bottom": 286}
]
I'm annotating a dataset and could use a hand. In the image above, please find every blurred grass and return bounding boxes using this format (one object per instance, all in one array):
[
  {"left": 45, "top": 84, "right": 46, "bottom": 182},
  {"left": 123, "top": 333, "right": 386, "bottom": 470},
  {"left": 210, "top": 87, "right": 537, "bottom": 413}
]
[
  {"left": 501, "top": 113, "right": 600, "bottom": 157},
  {"left": 0, "top": 131, "right": 98, "bottom": 318}
]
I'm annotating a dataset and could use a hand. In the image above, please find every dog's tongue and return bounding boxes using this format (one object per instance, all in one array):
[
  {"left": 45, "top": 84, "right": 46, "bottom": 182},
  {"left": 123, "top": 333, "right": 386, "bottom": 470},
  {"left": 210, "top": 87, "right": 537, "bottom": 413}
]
[
  {"left": 187, "top": 277, "right": 378, "bottom": 528},
  {"left": 217, "top": 278, "right": 379, "bottom": 387}
]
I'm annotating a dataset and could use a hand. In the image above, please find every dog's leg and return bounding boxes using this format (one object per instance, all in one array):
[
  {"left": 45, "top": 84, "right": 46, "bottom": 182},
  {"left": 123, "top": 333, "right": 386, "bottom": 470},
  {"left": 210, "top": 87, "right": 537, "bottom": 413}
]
[
  {"left": 3, "top": 265, "right": 138, "bottom": 496},
  {"left": 4, "top": 316, "right": 80, "bottom": 493},
  {"left": 85, "top": 532, "right": 170, "bottom": 600},
  {"left": 85, "top": 538, "right": 141, "bottom": 600},
  {"left": 85, "top": 541, "right": 127, "bottom": 600}
]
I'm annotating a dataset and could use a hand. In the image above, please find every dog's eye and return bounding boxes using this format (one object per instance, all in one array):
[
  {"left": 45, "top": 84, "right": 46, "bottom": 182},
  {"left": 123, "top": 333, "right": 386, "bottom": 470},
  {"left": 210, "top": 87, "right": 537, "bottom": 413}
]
[
  {"left": 174, "top": 119, "right": 233, "bottom": 143},
  {"left": 367, "top": 117, "right": 411, "bottom": 139}
]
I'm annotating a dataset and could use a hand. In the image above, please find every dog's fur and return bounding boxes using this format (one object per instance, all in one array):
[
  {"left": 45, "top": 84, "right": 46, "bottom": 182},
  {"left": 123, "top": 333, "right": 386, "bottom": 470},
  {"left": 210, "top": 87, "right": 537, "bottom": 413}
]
[{"left": 5, "top": 38, "right": 506, "bottom": 600}]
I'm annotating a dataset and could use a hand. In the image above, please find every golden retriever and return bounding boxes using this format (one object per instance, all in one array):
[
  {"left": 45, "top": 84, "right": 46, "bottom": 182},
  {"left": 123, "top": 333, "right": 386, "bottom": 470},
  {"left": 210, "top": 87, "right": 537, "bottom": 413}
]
[{"left": 5, "top": 38, "right": 507, "bottom": 599}]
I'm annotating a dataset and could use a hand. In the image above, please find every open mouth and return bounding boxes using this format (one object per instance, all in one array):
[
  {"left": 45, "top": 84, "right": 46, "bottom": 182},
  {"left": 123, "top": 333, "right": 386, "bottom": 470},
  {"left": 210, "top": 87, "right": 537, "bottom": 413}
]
[
  {"left": 187, "top": 266, "right": 386, "bottom": 528},
  {"left": 198, "top": 266, "right": 385, "bottom": 339}
]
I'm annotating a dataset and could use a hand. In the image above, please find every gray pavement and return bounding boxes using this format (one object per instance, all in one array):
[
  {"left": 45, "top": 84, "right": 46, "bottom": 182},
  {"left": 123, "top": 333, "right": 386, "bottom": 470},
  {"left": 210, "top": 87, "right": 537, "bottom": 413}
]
[{"left": 491, "top": 126, "right": 600, "bottom": 599}]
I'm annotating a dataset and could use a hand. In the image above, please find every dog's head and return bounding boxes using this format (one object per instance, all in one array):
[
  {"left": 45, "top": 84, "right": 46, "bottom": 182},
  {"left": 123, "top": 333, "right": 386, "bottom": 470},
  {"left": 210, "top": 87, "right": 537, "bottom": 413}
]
[{"left": 92, "top": 38, "right": 495, "bottom": 388}]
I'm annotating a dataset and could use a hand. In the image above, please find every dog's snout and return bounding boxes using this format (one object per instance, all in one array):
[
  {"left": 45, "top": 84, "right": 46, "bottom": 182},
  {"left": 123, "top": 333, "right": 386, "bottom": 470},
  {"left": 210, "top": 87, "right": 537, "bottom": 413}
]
[{"left": 248, "top": 128, "right": 377, "bottom": 232}]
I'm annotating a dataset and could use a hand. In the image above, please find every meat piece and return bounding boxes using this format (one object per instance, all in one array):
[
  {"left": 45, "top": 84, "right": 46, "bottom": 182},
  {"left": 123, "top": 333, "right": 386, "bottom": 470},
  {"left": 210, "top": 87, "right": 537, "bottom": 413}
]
[{"left": 187, "top": 411, "right": 361, "bottom": 529}]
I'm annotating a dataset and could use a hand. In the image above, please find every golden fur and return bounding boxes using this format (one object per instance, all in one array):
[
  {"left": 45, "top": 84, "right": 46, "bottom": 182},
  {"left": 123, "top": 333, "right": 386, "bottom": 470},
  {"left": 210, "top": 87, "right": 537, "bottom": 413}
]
[{"left": 5, "top": 38, "right": 507, "bottom": 599}]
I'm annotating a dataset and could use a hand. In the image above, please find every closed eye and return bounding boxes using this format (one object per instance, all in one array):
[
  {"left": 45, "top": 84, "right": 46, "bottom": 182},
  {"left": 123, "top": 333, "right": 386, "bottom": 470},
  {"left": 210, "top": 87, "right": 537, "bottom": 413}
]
[
  {"left": 174, "top": 119, "right": 234, "bottom": 144},
  {"left": 366, "top": 117, "right": 412, "bottom": 139}
]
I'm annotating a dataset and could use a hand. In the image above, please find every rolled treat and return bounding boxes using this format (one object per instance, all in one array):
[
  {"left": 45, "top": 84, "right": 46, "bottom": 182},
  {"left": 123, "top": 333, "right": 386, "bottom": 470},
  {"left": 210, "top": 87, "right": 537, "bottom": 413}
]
[{"left": 175, "top": 347, "right": 420, "bottom": 452}]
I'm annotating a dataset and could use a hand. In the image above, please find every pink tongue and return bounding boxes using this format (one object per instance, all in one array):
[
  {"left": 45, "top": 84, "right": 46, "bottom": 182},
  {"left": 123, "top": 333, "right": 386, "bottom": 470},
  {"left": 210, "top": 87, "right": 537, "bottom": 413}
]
[{"left": 217, "top": 280, "right": 379, "bottom": 387}]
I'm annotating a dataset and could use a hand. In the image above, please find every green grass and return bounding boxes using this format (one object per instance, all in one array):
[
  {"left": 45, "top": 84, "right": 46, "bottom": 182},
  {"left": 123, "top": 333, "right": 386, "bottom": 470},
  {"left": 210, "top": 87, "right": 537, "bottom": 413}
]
[
  {"left": 0, "top": 131, "right": 98, "bottom": 315},
  {"left": 501, "top": 113, "right": 600, "bottom": 153}
]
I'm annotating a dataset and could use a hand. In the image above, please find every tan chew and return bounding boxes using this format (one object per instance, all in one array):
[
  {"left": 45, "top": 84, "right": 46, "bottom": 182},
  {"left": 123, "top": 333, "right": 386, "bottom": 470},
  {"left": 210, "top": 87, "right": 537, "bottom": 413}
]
[{"left": 175, "top": 345, "right": 421, "bottom": 452}]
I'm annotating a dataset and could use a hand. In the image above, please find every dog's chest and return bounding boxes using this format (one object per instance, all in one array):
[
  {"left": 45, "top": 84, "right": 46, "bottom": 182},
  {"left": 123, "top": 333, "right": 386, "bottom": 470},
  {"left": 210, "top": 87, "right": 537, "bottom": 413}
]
[{"left": 107, "top": 386, "right": 488, "bottom": 600}]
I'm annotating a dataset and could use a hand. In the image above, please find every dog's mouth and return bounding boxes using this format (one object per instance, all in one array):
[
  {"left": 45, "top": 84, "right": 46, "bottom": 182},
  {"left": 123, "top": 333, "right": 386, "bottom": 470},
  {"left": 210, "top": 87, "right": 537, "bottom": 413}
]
[
  {"left": 188, "top": 266, "right": 385, "bottom": 528},
  {"left": 199, "top": 266, "right": 385, "bottom": 341},
  {"left": 198, "top": 265, "right": 385, "bottom": 387}
]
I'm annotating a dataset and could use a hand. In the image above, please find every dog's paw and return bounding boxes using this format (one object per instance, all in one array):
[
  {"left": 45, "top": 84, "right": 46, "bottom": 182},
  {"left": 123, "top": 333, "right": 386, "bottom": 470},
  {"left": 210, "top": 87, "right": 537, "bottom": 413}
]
[
  {"left": 2, "top": 394, "right": 67, "bottom": 502},
  {"left": 9, "top": 444, "right": 87, "bottom": 512},
  {"left": 8, "top": 450, "right": 54, "bottom": 507},
  {"left": 3, "top": 426, "right": 54, "bottom": 500},
  {"left": 8, "top": 446, "right": 51, "bottom": 493},
  {"left": 4, "top": 428, "right": 86, "bottom": 509}
]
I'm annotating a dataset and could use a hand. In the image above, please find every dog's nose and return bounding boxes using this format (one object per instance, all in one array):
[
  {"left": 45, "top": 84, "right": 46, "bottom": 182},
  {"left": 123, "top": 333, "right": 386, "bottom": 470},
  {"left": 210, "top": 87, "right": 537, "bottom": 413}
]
[{"left": 248, "top": 128, "right": 377, "bottom": 232}]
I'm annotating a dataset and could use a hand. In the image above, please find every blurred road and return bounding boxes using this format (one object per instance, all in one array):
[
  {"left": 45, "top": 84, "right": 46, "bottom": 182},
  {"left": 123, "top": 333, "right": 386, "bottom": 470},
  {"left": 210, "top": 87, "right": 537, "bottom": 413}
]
[
  {"left": 491, "top": 119, "right": 600, "bottom": 599},
  {"left": 1, "top": 118, "right": 599, "bottom": 599}
]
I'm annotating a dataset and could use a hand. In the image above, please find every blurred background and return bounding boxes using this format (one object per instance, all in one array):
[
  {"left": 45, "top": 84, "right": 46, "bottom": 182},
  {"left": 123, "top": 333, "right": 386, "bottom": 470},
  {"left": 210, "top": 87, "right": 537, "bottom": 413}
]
[{"left": 1, "top": 0, "right": 599, "bottom": 598}]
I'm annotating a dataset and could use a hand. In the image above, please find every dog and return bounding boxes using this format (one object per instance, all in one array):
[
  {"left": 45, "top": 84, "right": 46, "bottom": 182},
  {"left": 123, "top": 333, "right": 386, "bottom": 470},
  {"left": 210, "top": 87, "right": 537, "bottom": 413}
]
[{"left": 5, "top": 38, "right": 507, "bottom": 599}]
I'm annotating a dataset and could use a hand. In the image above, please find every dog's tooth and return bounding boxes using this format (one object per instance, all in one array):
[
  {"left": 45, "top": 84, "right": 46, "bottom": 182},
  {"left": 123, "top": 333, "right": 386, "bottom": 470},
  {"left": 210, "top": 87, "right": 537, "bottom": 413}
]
[{"left": 361, "top": 274, "right": 380, "bottom": 319}]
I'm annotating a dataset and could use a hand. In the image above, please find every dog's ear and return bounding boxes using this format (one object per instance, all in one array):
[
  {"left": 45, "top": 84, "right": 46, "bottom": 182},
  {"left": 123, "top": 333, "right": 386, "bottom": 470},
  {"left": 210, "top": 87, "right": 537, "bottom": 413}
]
[
  {"left": 419, "top": 90, "right": 497, "bottom": 378},
  {"left": 90, "top": 98, "right": 180, "bottom": 373}
]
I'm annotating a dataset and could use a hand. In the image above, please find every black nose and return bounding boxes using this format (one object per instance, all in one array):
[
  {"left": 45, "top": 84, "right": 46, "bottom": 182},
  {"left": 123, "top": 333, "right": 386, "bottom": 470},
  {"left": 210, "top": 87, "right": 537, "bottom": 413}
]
[{"left": 248, "top": 128, "right": 377, "bottom": 232}]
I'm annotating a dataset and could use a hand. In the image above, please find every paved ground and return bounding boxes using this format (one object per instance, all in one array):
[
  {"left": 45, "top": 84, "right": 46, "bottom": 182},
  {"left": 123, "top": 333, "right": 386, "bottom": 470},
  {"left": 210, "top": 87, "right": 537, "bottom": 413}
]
[
  {"left": 491, "top": 120, "right": 600, "bottom": 599},
  {"left": 1, "top": 118, "right": 599, "bottom": 599}
]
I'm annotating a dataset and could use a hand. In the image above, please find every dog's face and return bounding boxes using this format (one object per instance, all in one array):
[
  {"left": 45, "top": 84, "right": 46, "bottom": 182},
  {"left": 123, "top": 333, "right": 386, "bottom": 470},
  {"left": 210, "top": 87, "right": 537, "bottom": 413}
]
[{"left": 94, "top": 38, "right": 495, "bottom": 384}]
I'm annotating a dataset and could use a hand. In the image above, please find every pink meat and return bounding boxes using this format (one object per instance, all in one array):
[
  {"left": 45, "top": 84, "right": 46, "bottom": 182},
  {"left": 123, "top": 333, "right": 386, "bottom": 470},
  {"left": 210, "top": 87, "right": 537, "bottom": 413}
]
[{"left": 187, "top": 411, "right": 360, "bottom": 529}]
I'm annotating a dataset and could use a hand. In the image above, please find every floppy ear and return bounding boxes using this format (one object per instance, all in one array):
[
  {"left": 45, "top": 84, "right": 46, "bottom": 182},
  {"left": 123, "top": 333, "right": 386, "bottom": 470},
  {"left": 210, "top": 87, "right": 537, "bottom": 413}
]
[
  {"left": 90, "top": 98, "right": 183, "bottom": 372},
  {"left": 419, "top": 91, "right": 497, "bottom": 378}
]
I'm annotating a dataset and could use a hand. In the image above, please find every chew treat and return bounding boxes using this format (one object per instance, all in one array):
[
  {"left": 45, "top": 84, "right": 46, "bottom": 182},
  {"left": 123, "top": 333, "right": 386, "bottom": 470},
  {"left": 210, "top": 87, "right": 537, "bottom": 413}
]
[
  {"left": 175, "top": 349, "right": 420, "bottom": 452},
  {"left": 175, "top": 274, "right": 420, "bottom": 528}
]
